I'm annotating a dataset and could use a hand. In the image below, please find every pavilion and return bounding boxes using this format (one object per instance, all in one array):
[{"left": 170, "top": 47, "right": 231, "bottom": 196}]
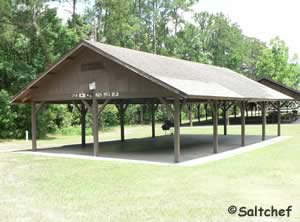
[{"left": 12, "top": 40, "right": 292, "bottom": 163}]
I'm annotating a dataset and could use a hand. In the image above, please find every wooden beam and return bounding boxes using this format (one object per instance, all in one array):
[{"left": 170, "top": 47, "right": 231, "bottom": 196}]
[
  {"left": 204, "top": 104, "right": 208, "bottom": 120},
  {"left": 119, "top": 103, "right": 126, "bottom": 142},
  {"left": 92, "top": 94, "right": 99, "bottom": 156},
  {"left": 158, "top": 97, "right": 174, "bottom": 117},
  {"left": 73, "top": 102, "right": 81, "bottom": 112},
  {"left": 174, "top": 97, "right": 181, "bottom": 163},
  {"left": 210, "top": 101, "right": 219, "bottom": 154},
  {"left": 35, "top": 102, "right": 45, "bottom": 114},
  {"left": 82, "top": 100, "right": 92, "bottom": 113},
  {"left": 31, "top": 102, "right": 37, "bottom": 151},
  {"left": 151, "top": 103, "right": 156, "bottom": 138},
  {"left": 197, "top": 104, "right": 201, "bottom": 123},
  {"left": 222, "top": 102, "right": 228, "bottom": 136},
  {"left": 97, "top": 99, "right": 111, "bottom": 117},
  {"left": 124, "top": 104, "right": 129, "bottom": 111},
  {"left": 240, "top": 101, "right": 246, "bottom": 146},
  {"left": 262, "top": 101, "right": 266, "bottom": 141},
  {"left": 188, "top": 104, "right": 193, "bottom": 127},
  {"left": 81, "top": 103, "right": 87, "bottom": 147},
  {"left": 277, "top": 101, "right": 281, "bottom": 136}
]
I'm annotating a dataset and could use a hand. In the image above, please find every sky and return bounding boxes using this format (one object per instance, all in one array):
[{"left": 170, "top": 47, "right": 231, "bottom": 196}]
[
  {"left": 50, "top": 0, "right": 300, "bottom": 57},
  {"left": 193, "top": 0, "right": 300, "bottom": 57}
]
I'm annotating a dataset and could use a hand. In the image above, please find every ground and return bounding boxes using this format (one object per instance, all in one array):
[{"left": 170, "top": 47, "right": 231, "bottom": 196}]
[{"left": 0, "top": 124, "right": 300, "bottom": 222}]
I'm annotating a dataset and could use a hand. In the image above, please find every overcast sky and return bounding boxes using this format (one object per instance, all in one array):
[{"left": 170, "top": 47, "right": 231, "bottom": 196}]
[
  {"left": 193, "top": 0, "right": 300, "bottom": 57},
  {"left": 51, "top": 0, "right": 300, "bottom": 57}
]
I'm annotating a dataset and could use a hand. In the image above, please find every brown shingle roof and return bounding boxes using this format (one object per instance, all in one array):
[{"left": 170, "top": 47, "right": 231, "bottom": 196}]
[
  {"left": 12, "top": 40, "right": 292, "bottom": 103},
  {"left": 85, "top": 40, "right": 291, "bottom": 101}
]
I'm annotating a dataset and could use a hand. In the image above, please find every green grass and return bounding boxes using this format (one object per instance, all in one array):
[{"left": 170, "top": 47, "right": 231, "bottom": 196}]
[{"left": 0, "top": 124, "right": 300, "bottom": 221}]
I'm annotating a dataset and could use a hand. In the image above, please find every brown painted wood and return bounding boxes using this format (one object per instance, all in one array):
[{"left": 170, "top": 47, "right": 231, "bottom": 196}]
[
  {"left": 119, "top": 103, "right": 125, "bottom": 142},
  {"left": 196, "top": 104, "right": 201, "bottom": 122},
  {"left": 82, "top": 100, "right": 92, "bottom": 113},
  {"left": 97, "top": 99, "right": 110, "bottom": 117},
  {"left": 151, "top": 103, "right": 156, "bottom": 138},
  {"left": 31, "top": 102, "right": 37, "bottom": 151},
  {"left": 188, "top": 104, "right": 193, "bottom": 127},
  {"left": 140, "top": 105, "right": 144, "bottom": 124},
  {"left": 210, "top": 101, "right": 219, "bottom": 154},
  {"left": 204, "top": 104, "right": 208, "bottom": 120},
  {"left": 174, "top": 97, "right": 181, "bottom": 163},
  {"left": 277, "top": 101, "right": 281, "bottom": 136},
  {"left": 222, "top": 102, "right": 227, "bottom": 136},
  {"left": 27, "top": 48, "right": 176, "bottom": 103},
  {"left": 81, "top": 103, "right": 87, "bottom": 147},
  {"left": 158, "top": 97, "right": 174, "bottom": 117},
  {"left": 240, "top": 101, "right": 246, "bottom": 146},
  {"left": 261, "top": 101, "right": 266, "bottom": 141},
  {"left": 92, "top": 93, "right": 99, "bottom": 156}
]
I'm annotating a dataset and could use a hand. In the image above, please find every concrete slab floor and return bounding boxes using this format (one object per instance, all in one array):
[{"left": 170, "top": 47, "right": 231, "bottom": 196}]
[{"left": 20, "top": 134, "right": 275, "bottom": 164}]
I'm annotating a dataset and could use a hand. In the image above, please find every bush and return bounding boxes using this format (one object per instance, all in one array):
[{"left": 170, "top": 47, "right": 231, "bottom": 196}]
[{"left": 0, "top": 90, "right": 17, "bottom": 138}]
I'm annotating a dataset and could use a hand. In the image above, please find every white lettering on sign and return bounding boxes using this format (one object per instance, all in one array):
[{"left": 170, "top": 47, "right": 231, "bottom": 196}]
[{"left": 72, "top": 92, "right": 120, "bottom": 98}]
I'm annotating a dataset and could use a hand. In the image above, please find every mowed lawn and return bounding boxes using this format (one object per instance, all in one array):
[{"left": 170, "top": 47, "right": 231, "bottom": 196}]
[{"left": 0, "top": 123, "right": 300, "bottom": 222}]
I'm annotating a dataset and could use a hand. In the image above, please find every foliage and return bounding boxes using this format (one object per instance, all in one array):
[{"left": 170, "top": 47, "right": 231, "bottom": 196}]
[
  {"left": 0, "top": 90, "right": 17, "bottom": 138},
  {"left": 0, "top": 0, "right": 299, "bottom": 139},
  {"left": 256, "top": 37, "right": 300, "bottom": 87}
]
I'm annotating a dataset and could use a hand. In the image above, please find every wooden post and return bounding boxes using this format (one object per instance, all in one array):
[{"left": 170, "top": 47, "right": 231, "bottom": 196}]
[
  {"left": 174, "top": 97, "right": 181, "bottom": 163},
  {"left": 188, "top": 104, "right": 193, "bottom": 127},
  {"left": 92, "top": 93, "right": 99, "bottom": 156},
  {"left": 120, "top": 103, "right": 125, "bottom": 142},
  {"left": 223, "top": 103, "right": 227, "bottom": 136},
  {"left": 277, "top": 101, "right": 281, "bottom": 136},
  {"left": 234, "top": 105, "right": 237, "bottom": 118},
  {"left": 151, "top": 103, "right": 156, "bottom": 138},
  {"left": 240, "top": 101, "right": 246, "bottom": 146},
  {"left": 197, "top": 104, "right": 201, "bottom": 123},
  {"left": 31, "top": 102, "right": 37, "bottom": 151},
  {"left": 211, "top": 101, "right": 219, "bottom": 154},
  {"left": 81, "top": 103, "right": 87, "bottom": 147},
  {"left": 262, "top": 101, "right": 266, "bottom": 141},
  {"left": 140, "top": 104, "right": 144, "bottom": 124},
  {"left": 205, "top": 104, "right": 208, "bottom": 120},
  {"left": 179, "top": 112, "right": 182, "bottom": 126}
]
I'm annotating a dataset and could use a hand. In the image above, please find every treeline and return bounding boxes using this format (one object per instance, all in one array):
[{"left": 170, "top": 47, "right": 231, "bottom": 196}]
[{"left": 0, "top": 0, "right": 299, "bottom": 139}]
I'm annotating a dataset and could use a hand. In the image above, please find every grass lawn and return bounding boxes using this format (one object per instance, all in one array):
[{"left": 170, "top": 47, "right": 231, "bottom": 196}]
[{"left": 0, "top": 123, "right": 300, "bottom": 221}]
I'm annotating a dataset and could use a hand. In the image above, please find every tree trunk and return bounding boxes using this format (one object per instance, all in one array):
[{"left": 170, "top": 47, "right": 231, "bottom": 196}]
[
  {"left": 140, "top": 105, "right": 144, "bottom": 124},
  {"left": 72, "top": 0, "right": 77, "bottom": 28},
  {"left": 197, "top": 104, "right": 201, "bottom": 122}
]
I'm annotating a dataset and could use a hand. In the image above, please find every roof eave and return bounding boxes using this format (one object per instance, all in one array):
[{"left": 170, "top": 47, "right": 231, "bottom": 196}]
[{"left": 11, "top": 40, "right": 87, "bottom": 104}]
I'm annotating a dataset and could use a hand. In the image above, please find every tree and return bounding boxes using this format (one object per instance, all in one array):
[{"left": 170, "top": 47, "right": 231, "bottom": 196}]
[
  {"left": 256, "top": 37, "right": 300, "bottom": 87},
  {"left": 0, "top": 0, "right": 90, "bottom": 138}
]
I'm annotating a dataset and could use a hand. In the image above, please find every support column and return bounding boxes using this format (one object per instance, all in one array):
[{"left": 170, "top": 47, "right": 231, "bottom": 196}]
[
  {"left": 188, "top": 104, "right": 193, "bottom": 127},
  {"left": 81, "top": 103, "right": 87, "bottom": 147},
  {"left": 212, "top": 101, "right": 219, "bottom": 154},
  {"left": 174, "top": 98, "right": 181, "bottom": 163},
  {"left": 179, "top": 112, "right": 182, "bottom": 126},
  {"left": 277, "top": 101, "right": 281, "bottom": 136},
  {"left": 240, "top": 101, "right": 246, "bottom": 146},
  {"left": 31, "top": 102, "right": 37, "bottom": 151},
  {"left": 151, "top": 103, "right": 156, "bottom": 138},
  {"left": 234, "top": 105, "right": 237, "bottom": 118},
  {"left": 197, "top": 104, "right": 201, "bottom": 123},
  {"left": 205, "top": 104, "right": 208, "bottom": 120},
  {"left": 140, "top": 104, "right": 144, "bottom": 124},
  {"left": 120, "top": 103, "right": 125, "bottom": 142},
  {"left": 223, "top": 103, "right": 227, "bottom": 136},
  {"left": 92, "top": 94, "right": 99, "bottom": 156},
  {"left": 262, "top": 101, "right": 266, "bottom": 141}
]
